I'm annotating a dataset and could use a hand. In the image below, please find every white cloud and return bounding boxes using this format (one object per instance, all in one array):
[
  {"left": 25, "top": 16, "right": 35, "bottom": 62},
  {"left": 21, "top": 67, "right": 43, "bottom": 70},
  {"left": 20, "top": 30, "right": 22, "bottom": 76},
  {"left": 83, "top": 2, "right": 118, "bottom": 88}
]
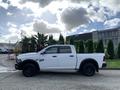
[
  {"left": 19, "top": 0, "right": 89, "bottom": 8},
  {"left": 9, "top": 0, "right": 43, "bottom": 17},
  {"left": 33, "top": 20, "right": 61, "bottom": 34},
  {"left": 90, "top": 29, "right": 96, "bottom": 32},
  {"left": 7, "top": 22, "right": 17, "bottom": 28},
  {"left": 40, "top": 10, "right": 57, "bottom": 24},
  {"left": 1, "top": 0, "right": 120, "bottom": 43},
  {"left": 19, "top": 0, "right": 55, "bottom": 8},
  {"left": 1, "top": 22, "right": 36, "bottom": 43},
  {"left": 7, "top": 12, "right": 13, "bottom": 16},
  {"left": 100, "top": 0, "right": 120, "bottom": 14},
  {"left": 104, "top": 18, "right": 120, "bottom": 28},
  {"left": 20, "top": 23, "right": 36, "bottom": 37},
  {"left": 61, "top": 7, "right": 90, "bottom": 30},
  {"left": 1, "top": 27, "right": 20, "bottom": 43},
  {"left": 45, "top": 1, "right": 69, "bottom": 14},
  {"left": 21, "top": 2, "right": 43, "bottom": 17},
  {"left": 0, "top": 0, "right": 9, "bottom": 9},
  {"left": 87, "top": 5, "right": 107, "bottom": 22}
]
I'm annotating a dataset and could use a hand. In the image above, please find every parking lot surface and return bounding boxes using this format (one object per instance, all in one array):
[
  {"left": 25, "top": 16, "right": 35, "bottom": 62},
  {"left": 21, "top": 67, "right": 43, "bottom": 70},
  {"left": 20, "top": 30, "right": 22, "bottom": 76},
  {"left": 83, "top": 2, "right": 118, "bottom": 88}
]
[
  {"left": 0, "top": 54, "right": 15, "bottom": 72},
  {"left": 0, "top": 70, "right": 120, "bottom": 90},
  {"left": 0, "top": 54, "right": 120, "bottom": 90}
]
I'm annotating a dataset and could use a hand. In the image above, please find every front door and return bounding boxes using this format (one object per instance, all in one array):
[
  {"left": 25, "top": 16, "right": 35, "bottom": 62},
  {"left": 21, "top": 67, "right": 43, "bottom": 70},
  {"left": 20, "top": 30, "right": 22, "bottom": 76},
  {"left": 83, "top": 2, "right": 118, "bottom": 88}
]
[{"left": 39, "top": 46, "right": 60, "bottom": 69}]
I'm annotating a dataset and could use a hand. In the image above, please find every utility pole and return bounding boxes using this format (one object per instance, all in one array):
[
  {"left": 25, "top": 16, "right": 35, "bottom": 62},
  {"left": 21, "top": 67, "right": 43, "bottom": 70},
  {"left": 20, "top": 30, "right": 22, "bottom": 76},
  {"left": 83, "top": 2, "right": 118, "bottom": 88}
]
[{"left": 8, "top": 40, "right": 11, "bottom": 60}]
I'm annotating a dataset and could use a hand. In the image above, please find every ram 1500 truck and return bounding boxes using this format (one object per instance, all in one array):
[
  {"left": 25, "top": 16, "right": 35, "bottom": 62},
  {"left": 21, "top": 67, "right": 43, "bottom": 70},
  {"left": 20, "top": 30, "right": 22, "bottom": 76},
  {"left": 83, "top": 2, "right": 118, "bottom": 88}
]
[{"left": 15, "top": 45, "right": 106, "bottom": 77}]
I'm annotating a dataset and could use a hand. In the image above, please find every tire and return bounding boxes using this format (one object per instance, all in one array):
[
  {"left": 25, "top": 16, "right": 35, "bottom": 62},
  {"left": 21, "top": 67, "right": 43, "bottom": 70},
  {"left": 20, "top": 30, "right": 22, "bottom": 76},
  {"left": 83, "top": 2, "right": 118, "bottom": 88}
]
[
  {"left": 22, "top": 63, "right": 37, "bottom": 77},
  {"left": 81, "top": 63, "right": 96, "bottom": 76}
]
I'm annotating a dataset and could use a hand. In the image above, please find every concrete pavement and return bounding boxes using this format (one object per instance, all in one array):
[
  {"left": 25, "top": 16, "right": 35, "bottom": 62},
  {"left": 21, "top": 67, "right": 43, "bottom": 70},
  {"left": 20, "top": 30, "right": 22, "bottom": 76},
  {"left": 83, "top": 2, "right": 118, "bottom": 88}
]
[
  {"left": 0, "top": 70, "right": 120, "bottom": 90},
  {"left": 0, "top": 54, "right": 15, "bottom": 72}
]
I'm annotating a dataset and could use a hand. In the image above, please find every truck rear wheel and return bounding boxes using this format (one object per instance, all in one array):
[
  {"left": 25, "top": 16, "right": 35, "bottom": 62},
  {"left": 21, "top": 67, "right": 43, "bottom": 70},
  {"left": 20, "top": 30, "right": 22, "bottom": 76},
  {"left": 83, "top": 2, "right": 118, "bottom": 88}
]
[
  {"left": 22, "top": 63, "right": 37, "bottom": 77},
  {"left": 81, "top": 63, "right": 95, "bottom": 76}
]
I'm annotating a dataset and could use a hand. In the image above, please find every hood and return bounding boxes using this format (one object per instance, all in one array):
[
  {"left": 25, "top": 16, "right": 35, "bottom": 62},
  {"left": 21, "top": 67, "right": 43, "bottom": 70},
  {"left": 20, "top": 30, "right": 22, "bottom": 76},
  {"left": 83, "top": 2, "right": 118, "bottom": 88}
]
[{"left": 17, "top": 52, "right": 38, "bottom": 60}]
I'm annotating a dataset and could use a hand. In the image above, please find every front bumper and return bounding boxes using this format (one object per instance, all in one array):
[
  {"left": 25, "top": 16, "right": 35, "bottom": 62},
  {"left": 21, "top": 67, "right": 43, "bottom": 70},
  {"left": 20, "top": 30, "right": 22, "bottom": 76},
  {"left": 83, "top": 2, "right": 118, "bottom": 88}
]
[
  {"left": 102, "top": 63, "right": 107, "bottom": 68},
  {"left": 15, "top": 63, "right": 23, "bottom": 70}
]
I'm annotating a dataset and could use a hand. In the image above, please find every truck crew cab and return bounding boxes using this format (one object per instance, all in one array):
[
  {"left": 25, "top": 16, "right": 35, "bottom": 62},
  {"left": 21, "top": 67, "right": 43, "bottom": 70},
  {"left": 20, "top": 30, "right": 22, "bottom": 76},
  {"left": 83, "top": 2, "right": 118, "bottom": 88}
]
[{"left": 15, "top": 45, "right": 106, "bottom": 77}]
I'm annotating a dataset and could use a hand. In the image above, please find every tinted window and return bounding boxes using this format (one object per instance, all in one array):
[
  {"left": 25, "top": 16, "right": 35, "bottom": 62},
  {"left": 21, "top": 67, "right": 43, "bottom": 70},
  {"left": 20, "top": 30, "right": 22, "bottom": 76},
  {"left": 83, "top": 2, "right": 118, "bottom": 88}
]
[
  {"left": 59, "top": 46, "right": 71, "bottom": 53},
  {"left": 45, "top": 47, "right": 58, "bottom": 54}
]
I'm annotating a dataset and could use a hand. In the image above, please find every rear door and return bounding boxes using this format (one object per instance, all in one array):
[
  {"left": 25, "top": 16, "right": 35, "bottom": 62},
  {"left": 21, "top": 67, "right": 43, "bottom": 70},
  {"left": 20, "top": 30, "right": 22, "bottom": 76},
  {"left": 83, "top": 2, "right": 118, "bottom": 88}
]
[{"left": 57, "top": 46, "right": 76, "bottom": 69}]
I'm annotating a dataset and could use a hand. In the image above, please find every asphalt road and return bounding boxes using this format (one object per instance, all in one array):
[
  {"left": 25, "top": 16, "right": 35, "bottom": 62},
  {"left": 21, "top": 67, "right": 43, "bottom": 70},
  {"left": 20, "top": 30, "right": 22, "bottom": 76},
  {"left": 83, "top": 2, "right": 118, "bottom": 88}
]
[{"left": 0, "top": 70, "right": 120, "bottom": 90}]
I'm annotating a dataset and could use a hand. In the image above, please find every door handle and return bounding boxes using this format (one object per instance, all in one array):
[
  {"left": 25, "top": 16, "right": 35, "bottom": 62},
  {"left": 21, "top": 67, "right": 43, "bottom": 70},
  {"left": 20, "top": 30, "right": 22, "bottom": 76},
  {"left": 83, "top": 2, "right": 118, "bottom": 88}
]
[
  {"left": 69, "top": 55, "right": 74, "bottom": 57},
  {"left": 39, "top": 59, "right": 44, "bottom": 62},
  {"left": 52, "top": 56, "right": 57, "bottom": 57}
]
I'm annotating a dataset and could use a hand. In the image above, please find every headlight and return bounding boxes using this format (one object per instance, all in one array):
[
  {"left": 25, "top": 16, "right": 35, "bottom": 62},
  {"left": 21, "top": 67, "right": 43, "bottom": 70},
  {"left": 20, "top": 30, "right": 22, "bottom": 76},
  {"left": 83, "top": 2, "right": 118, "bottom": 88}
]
[{"left": 16, "top": 58, "right": 22, "bottom": 63}]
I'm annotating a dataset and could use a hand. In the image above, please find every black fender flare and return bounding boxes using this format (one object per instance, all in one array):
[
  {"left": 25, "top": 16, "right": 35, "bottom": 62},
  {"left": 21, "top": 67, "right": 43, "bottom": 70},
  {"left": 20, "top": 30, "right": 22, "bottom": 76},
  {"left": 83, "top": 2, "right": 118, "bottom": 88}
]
[
  {"left": 21, "top": 59, "right": 40, "bottom": 71},
  {"left": 79, "top": 58, "right": 99, "bottom": 72}
]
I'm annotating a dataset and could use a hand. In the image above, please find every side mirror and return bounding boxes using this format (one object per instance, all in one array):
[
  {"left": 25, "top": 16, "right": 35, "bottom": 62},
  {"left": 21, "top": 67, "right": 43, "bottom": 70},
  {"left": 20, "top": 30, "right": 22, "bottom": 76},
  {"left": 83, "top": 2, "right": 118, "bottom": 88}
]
[{"left": 41, "top": 52, "right": 45, "bottom": 55}]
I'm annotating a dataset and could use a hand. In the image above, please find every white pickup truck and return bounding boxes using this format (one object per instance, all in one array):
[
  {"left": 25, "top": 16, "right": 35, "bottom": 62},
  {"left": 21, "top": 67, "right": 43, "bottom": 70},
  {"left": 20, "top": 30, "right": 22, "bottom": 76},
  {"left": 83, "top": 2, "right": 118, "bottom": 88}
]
[{"left": 15, "top": 45, "right": 106, "bottom": 77}]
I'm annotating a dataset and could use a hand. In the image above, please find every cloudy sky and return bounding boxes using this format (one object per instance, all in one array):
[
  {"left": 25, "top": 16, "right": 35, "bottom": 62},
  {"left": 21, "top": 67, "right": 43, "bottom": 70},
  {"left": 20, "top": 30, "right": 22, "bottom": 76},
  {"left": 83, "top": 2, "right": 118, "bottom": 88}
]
[{"left": 0, "top": 0, "right": 120, "bottom": 43}]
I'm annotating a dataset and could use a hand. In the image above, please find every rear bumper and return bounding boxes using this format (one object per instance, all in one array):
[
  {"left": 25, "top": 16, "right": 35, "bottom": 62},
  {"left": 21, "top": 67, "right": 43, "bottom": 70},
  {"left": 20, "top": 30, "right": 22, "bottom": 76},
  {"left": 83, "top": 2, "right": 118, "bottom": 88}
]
[
  {"left": 102, "top": 63, "right": 107, "bottom": 68},
  {"left": 15, "top": 63, "right": 23, "bottom": 70}
]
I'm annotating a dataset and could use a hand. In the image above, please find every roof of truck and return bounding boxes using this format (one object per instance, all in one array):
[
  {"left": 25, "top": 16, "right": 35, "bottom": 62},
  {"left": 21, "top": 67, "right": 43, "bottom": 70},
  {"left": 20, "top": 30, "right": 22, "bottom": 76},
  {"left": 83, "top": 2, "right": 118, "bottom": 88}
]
[{"left": 49, "top": 44, "right": 74, "bottom": 47}]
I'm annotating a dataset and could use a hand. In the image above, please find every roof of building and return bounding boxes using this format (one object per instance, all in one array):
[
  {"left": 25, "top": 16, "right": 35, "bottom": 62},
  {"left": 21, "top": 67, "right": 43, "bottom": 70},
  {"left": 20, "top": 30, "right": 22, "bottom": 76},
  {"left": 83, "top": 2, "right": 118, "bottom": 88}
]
[
  {"left": 94, "top": 27, "right": 120, "bottom": 33},
  {"left": 67, "top": 27, "right": 120, "bottom": 38},
  {"left": 0, "top": 43, "right": 15, "bottom": 46},
  {"left": 67, "top": 32, "right": 92, "bottom": 40}
]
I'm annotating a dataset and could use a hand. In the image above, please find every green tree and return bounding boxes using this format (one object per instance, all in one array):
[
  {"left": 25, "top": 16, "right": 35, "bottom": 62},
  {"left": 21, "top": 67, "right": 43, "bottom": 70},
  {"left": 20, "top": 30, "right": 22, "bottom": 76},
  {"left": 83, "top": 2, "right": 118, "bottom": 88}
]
[
  {"left": 86, "top": 40, "right": 93, "bottom": 53},
  {"left": 107, "top": 40, "right": 114, "bottom": 59},
  {"left": 35, "top": 33, "right": 48, "bottom": 51},
  {"left": 29, "top": 36, "right": 36, "bottom": 52},
  {"left": 79, "top": 40, "right": 85, "bottom": 53},
  {"left": 69, "top": 37, "right": 74, "bottom": 45},
  {"left": 93, "top": 41, "right": 97, "bottom": 52},
  {"left": 48, "top": 35, "right": 57, "bottom": 45},
  {"left": 58, "top": 34, "right": 64, "bottom": 44},
  {"left": 96, "top": 40, "right": 104, "bottom": 53},
  {"left": 117, "top": 42, "right": 120, "bottom": 58},
  {"left": 21, "top": 36, "right": 30, "bottom": 53},
  {"left": 74, "top": 41, "right": 79, "bottom": 53}
]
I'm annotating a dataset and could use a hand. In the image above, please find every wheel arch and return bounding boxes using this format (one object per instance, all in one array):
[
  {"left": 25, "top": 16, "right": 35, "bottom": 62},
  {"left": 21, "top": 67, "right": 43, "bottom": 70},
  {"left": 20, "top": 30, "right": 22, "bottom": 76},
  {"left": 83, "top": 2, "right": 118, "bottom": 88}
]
[
  {"left": 22, "top": 59, "right": 40, "bottom": 71},
  {"left": 79, "top": 58, "right": 99, "bottom": 72}
]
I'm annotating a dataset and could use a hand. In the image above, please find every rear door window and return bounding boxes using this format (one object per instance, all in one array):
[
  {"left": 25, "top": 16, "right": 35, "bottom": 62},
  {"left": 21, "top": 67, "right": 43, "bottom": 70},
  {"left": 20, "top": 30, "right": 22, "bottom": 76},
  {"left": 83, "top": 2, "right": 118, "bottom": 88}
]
[{"left": 59, "top": 46, "right": 72, "bottom": 53}]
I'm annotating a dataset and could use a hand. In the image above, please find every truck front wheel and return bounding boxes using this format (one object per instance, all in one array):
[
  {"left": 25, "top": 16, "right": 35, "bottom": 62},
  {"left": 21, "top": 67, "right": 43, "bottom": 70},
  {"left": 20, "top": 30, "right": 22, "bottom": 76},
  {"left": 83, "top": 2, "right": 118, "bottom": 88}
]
[
  {"left": 81, "top": 63, "right": 96, "bottom": 76},
  {"left": 22, "top": 63, "right": 37, "bottom": 77}
]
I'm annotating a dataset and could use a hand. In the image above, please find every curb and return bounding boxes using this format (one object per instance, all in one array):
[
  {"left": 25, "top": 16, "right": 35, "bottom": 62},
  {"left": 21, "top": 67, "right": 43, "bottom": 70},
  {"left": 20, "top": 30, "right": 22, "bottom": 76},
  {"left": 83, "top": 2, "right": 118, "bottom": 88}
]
[{"left": 100, "top": 68, "right": 120, "bottom": 70}]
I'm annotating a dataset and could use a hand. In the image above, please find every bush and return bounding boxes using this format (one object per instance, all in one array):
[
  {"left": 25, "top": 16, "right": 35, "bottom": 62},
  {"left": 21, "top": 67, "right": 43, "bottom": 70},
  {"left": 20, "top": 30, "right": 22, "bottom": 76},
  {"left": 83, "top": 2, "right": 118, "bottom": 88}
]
[
  {"left": 96, "top": 40, "right": 104, "bottom": 53},
  {"left": 79, "top": 40, "right": 85, "bottom": 53},
  {"left": 74, "top": 41, "right": 79, "bottom": 53},
  {"left": 86, "top": 40, "right": 93, "bottom": 53},
  {"left": 58, "top": 34, "right": 64, "bottom": 44},
  {"left": 117, "top": 43, "right": 120, "bottom": 58},
  {"left": 107, "top": 40, "right": 114, "bottom": 59},
  {"left": 69, "top": 37, "right": 74, "bottom": 45}
]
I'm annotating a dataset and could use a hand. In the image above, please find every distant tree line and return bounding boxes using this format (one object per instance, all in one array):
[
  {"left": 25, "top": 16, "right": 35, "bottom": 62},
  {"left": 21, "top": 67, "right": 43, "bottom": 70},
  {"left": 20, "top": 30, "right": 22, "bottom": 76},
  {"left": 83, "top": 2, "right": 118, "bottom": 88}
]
[
  {"left": 21, "top": 33, "right": 64, "bottom": 53},
  {"left": 20, "top": 33, "right": 120, "bottom": 59},
  {"left": 68, "top": 37, "right": 120, "bottom": 59}
]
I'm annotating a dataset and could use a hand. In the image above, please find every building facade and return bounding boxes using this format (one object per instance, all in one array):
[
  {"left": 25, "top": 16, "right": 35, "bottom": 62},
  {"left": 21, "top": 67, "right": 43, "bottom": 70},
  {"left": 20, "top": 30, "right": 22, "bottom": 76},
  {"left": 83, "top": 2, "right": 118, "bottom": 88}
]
[
  {"left": 92, "top": 27, "right": 120, "bottom": 48},
  {"left": 67, "top": 27, "right": 120, "bottom": 48}
]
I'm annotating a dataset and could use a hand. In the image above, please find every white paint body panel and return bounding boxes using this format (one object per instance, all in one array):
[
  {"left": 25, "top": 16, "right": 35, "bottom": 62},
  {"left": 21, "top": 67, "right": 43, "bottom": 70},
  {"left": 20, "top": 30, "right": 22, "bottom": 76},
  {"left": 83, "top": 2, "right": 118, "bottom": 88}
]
[
  {"left": 17, "top": 45, "right": 105, "bottom": 71},
  {"left": 76, "top": 53, "right": 104, "bottom": 69}
]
